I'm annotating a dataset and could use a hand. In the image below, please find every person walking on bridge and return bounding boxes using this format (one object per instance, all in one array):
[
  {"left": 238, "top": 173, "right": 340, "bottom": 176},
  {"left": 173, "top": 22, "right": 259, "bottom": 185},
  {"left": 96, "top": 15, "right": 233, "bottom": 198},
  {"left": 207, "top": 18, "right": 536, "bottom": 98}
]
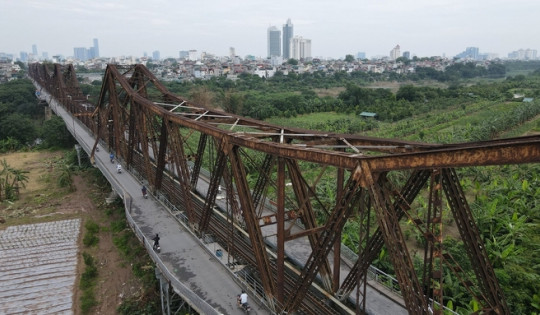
[{"left": 152, "top": 233, "right": 160, "bottom": 250}]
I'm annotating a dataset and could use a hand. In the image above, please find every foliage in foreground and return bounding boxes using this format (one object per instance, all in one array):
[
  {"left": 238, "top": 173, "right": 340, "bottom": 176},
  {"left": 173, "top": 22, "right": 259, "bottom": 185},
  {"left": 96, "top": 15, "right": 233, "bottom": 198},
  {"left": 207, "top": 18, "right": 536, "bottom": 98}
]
[
  {"left": 0, "top": 159, "right": 29, "bottom": 202},
  {"left": 80, "top": 252, "right": 98, "bottom": 313}
]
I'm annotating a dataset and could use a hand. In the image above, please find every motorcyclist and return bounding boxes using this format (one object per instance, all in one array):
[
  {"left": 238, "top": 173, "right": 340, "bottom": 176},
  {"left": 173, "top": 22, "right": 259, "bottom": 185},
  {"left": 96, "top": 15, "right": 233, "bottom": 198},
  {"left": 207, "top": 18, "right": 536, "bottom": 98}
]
[
  {"left": 116, "top": 163, "right": 122, "bottom": 173},
  {"left": 142, "top": 185, "right": 147, "bottom": 197},
  {"left": 238, "top": 290, "right": 248, "bottom": 308},
  {"left": 109, "top": 153, "right": 114, "bottom": 163}
]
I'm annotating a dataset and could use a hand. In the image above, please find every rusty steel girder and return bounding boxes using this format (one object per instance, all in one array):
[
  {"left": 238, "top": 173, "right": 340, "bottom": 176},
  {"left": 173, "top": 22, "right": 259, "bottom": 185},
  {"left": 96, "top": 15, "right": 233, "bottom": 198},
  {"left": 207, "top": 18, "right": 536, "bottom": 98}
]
[{"left": 28, "top": 63, "right": 538, "bottom": 314}]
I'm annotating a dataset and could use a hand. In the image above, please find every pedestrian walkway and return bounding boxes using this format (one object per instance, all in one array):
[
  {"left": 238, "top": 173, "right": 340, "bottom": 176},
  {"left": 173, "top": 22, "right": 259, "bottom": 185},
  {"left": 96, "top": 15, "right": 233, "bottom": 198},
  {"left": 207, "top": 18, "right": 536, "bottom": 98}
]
[
  {"left": 37, "top": 84, "right": 270, "bottom": 315},
  {"left": 36, "top": 81, "right": 406, "bottom": 314}
]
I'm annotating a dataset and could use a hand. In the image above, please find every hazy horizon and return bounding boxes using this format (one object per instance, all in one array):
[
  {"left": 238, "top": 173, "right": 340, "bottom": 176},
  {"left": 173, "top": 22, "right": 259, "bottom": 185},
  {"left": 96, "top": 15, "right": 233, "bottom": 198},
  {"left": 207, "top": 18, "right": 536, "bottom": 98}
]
[{"left": 1, "top": 0, "right": 539, "bottom": 59}]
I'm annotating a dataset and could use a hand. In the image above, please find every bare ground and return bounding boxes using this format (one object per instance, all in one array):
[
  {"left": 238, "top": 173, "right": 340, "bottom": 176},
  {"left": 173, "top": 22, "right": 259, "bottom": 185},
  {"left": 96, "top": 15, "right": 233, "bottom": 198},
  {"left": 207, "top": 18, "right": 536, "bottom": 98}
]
[{"left": 0, "top": 151, "right": 142, "bottom": 315}]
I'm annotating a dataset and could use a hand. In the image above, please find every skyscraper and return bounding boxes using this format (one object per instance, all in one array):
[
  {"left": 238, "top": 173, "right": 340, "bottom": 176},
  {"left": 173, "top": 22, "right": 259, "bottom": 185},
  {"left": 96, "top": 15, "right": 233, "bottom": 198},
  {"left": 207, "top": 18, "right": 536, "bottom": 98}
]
[
  {"left": 93, "top": 38, "right": 99, "bottom": 58},
  {"left": 74, "top": 47, "right": 87, "bottom": 61},
  {"left": 290, "top": 36, "right": 311, "bottom": 60},
  {"left": 389, "top": 45, "right": 400, "bottom": 61},
  {"left": 152, "top": 50, "right": 160, "bottom": 61},
  {"left": 282, "top": 18, "right": 293, "bottom": 59},
  {"left": 267, "top": 26, "right": 281, "bottom": 58},
  {"left": 32, "top": 44, "right": 38, "bottom": 56}
]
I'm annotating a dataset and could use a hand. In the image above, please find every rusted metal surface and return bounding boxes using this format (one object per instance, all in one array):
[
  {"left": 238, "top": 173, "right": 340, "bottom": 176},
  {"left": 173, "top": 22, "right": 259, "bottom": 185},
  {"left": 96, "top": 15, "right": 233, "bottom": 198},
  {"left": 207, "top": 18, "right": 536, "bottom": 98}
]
[
  {"left": 442, "top": 168, "right": 509, "bottom": 314},
  {"left": 29, "top": 63, "right": 538, "bottom": 314}
]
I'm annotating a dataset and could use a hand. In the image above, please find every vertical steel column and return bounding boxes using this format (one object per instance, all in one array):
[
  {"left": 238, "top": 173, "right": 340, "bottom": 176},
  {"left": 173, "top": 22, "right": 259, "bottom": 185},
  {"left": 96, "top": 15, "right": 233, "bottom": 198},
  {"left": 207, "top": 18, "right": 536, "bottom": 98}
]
[
  {"left": 166, "top": 122, "right": 196, "bottom": 222},
  {"left": 333, "top": 167, "right": 345, "bottom": 292},
  {"left": 199, "top": 139, "right": 227, "bottom": 233},
  {"left": 286, "top": 159, "right": 333, "bottom": 291},
  {"left": 277, "top": 157, "right": 285, "bottom": 304},
  {"left": 154, "top": 119, "right": 169, "bottom": 190},
  {"left": 190, "top": 133, "right": 207, "bottom": 190},
  {"left": 337, "top": 170, "right": 430, "bottom": 300},
  {"left": 423, "top": 170, "right": 444, "bottom": 314},
  {"left": 442, "top": 168, "right": 509, "bottom": 314},
  {"left": 229, "top": 144, "right": 276, "bottom": 310},
  {"left": 251, "top": 154, "right": 274, "bottom": 213},
  {"left": 368, "top": 172, "right": 429, "bottom": 314},
  {"left": 284, "top": 164, "right": 364, "bottom": 313}
]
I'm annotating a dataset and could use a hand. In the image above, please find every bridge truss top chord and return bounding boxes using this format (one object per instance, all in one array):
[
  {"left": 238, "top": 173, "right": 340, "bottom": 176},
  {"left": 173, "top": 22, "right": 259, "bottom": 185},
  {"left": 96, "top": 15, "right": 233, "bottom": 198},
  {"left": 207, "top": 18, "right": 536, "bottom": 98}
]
[{"left": 30, "top": 62, "right": 540, "bottom": 314}]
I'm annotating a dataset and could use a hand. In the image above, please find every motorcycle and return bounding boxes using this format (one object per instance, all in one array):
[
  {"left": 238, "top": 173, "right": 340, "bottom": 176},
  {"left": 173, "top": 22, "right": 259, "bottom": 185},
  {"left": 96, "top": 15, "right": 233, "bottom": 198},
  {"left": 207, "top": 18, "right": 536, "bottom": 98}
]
[
  {"left": 142, "top": 186, "right": 148, "bottom": 199},
  {"left": 237, "top": 295, "right": 251, "bottom": 313}
]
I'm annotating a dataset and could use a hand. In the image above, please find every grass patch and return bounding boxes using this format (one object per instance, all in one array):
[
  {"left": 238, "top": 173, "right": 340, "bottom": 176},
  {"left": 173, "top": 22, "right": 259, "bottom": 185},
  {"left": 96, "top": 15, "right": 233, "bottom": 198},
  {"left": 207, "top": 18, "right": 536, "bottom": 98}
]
[
  {"left": 80, "top": 252, "right": 98, "bottom": 314},
  {"left": 83, "top": 219, "right": 100, "bottom": 247}
]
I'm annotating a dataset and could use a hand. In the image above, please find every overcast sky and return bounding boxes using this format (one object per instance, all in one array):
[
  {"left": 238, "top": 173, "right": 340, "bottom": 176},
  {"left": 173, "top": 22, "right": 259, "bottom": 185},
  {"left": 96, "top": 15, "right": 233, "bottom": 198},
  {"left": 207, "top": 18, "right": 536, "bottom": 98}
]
[{"left": 1, "top": 0, "right": 539, "bottom": 59}]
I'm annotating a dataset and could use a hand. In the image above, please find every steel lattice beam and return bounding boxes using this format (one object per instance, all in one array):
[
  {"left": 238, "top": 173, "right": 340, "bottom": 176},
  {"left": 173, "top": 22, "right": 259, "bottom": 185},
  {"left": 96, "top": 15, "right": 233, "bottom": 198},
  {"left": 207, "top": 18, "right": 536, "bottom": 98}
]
[{"left": 29, "top": 63, "right": 537, "bottom": 315}]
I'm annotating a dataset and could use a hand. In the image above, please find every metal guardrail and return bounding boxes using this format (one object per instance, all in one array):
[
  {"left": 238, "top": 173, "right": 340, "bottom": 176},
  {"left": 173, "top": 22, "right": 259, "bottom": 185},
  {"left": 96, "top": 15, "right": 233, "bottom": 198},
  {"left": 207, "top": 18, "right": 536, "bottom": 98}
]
[{"left": 340, "top": 242, "right": 459, "bottom": 315}]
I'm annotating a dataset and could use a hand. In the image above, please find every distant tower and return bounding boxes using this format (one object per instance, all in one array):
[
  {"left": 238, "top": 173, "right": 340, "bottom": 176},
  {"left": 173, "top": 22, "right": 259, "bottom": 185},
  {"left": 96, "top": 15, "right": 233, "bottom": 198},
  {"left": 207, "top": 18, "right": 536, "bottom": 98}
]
[
  {"left": 20, "top": 52, "right": 28, "bottom": 62},
  {"left": 229, "top": 47, "right": 236, "bottom": 58},
  {"left": 152, "top": 50, "right": 160, "bottom": 61},
  {"left": 267, "top": 26, "right": 281, "bottom": 58},
  {"left": 390, "top": 44, "right": 401, "bottom": 61},
  {"left": 93, "top": 38, "right": 99, "bottom": 58},
  {"left": 32, "top": 44, "right": 38, "bottom": 56},
  {"left": 282, "top": 18, "right": 294, "bottom": 59},
  {"left": 74, "top": 47, "right": 87, "bottom": 61},
  {"left": 290, "top": 36, "right": 311, "bottom": 60}
]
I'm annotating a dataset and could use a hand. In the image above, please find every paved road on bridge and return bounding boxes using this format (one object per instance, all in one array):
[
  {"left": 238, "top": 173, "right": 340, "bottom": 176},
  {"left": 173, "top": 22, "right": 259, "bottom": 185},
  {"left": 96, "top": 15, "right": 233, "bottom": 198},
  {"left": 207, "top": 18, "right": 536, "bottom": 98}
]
[{"left": 37, "top": 82, "right": 407, "bottom": 315}]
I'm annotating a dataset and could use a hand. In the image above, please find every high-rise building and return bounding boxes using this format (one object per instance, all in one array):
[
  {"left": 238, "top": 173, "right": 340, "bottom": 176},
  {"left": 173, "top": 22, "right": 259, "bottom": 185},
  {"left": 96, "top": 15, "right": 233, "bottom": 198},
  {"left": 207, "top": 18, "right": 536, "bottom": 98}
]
[
  {"left": 508, "top": 48, "right": 537, "bottom": 60},
  {"left": 188, "top": 50, "right": 198, "bottom": 61},
  {"left": 267, "top": 26, "right": 281, "bottom": 58},
  {"left": 20, "top": 52, "right": 28, "bottom": 62},
  {"left": 32, "top": 44, "right": 38, "bottom": 56},
  {"left": 356, "top": 52, "right": 366, "bottom": 59},
  {"left": 74, "top": 47, "right": 88, "bottom": 61},
  {"left": 152, "top": 50, "right": 160, "bottom": 61},
  {"left": 282, "top": 18, "right": 293, "bottom": 59},
  {"left": 402, "top": 51, "right": 410, "bottom": 60},
  {"left": 179, "top": 51, "right": 189, "bottom": 59},
  {"left": 455, "top": 47, "right": 479, "bottom": 60},
  {"left": 229, "top": 47, "right": 236, "bottom": 58},
  {"left": 290, "top": 36, "right": 311, "bottom": 60},
  {"left": 389, "top": 45, "right": 400, "bottom": 60},
  {"left": 93, "top": 38, "right": 99, "bottom": 58}
]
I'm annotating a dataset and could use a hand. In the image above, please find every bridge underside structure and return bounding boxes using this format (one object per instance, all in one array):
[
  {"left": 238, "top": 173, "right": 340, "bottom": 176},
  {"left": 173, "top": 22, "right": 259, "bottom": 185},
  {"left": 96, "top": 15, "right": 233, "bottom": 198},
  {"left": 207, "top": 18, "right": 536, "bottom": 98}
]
[{"left": 29, "top": 63, "right": 540, "bottom": 314}]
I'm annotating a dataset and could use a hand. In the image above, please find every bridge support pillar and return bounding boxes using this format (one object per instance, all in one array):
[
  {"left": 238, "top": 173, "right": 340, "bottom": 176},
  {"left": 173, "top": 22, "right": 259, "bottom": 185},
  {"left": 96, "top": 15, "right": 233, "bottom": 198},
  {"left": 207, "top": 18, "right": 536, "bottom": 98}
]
[
  {"left": 156, "top": 268, "right": 171, "bottom": 315},
  {"left": 105, "top": 190, "right": 119, "bottom": 204}
]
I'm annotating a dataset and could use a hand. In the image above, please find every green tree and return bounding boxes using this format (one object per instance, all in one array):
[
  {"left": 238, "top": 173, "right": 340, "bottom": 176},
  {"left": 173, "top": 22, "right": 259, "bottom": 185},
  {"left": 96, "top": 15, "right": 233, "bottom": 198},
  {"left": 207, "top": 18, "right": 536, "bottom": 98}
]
[
  {"left": 41, "top": 115, "right": 75, "bottom": 148},
  {"left": 344, "top": 54, "right": 355, "bottom": 62},
  {"left": 0, "top": 113, "right": 37, "bottom": 144},
  {"left": 287, "top": 58, "right": 298, "bottom": 66},
  {"left": 219, "top": 90, "right": 244, "bottom": 115}
]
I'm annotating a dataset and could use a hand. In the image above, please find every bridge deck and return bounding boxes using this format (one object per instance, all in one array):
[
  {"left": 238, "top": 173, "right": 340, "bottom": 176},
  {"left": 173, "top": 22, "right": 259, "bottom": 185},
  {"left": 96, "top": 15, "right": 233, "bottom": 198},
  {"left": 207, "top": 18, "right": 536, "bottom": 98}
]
[{"left": 37, "top": 82, "right": 406, "bottom": 315}]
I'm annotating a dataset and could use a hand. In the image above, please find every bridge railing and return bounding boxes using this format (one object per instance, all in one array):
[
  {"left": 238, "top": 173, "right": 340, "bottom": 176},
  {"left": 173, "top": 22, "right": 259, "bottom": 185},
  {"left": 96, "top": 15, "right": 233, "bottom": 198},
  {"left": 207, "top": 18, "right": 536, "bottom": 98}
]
[{"left": 340, "top": 244, "right": 459, "bottom": 315}]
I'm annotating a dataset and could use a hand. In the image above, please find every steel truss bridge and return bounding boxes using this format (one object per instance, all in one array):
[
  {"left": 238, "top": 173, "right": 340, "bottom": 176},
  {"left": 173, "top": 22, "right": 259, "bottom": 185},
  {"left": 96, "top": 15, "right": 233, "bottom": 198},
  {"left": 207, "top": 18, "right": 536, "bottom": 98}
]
[{"left": 29, "top": 63, "right": 540, "bottom": 314}]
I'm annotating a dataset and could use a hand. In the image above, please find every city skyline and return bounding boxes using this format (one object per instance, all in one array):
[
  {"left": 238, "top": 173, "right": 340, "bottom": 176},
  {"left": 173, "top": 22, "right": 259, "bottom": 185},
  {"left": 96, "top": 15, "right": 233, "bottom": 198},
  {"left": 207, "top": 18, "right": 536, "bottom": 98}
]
[{"left": 1, "top": 0, "right": 539, "bottom": 59}]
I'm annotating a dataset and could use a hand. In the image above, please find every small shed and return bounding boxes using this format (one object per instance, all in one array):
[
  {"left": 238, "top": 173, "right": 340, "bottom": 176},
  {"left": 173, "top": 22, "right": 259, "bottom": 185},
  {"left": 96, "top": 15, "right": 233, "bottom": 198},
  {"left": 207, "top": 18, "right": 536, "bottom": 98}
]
[{"left": 359, "top": 112, "right": 378, "bottom": 119}]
